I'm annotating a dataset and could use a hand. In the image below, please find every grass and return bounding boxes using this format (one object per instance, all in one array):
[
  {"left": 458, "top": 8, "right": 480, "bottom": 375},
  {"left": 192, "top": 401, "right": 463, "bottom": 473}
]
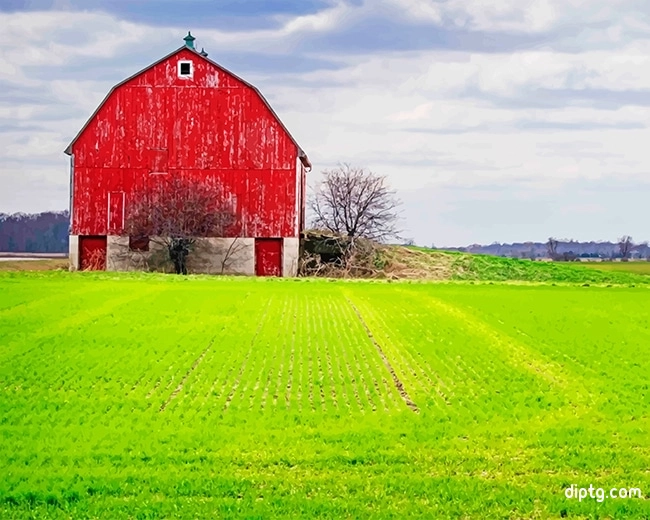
[
  {"left": 579, "top": 261, "right": 650, "bottom": 275},
  {"left": 3, "top": 249, "right": 649, "bottom": 286},
  {"left": 1, "top": 271, "right": 650, "bottom": 518},
  {"left": 448, "top": 254, "right": 650, "bottom": 284},
  {"left": 391, "top": 247, "right": 650, "bottom": 285}
]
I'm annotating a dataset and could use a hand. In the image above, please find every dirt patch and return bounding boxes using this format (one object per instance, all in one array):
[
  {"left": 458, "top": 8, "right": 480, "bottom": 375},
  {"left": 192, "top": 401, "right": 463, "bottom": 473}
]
[
  {"left": 0, "top": 259, "right": 68, "bottom": 271},
  {"left": 346, "top": 298, "right": 419, "bottom": 413}
]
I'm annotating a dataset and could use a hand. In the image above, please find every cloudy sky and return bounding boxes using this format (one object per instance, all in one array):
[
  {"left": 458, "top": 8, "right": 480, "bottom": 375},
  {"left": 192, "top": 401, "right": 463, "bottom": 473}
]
[{"left": 1, "top": 0, "right": 649, "bottom": 247}]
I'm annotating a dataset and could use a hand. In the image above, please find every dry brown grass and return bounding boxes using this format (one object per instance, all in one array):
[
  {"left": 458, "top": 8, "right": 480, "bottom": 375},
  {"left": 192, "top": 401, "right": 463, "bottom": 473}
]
[
  {"left": 0, "top": 259, "right": 69, "bottom": 271},
  {"left": 300, "top": 241, "right": 458, "bottom": 280},
  {"left": 383, "top": 246, "right": 455, "bottom": 280}
]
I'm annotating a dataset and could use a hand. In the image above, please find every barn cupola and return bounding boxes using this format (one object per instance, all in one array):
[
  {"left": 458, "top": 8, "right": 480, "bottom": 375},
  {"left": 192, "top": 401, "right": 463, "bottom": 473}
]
[
  {"left": 200, "top": 48, "right": 208, "bottom": 57},
  {"left": 183, "top": 31, "right": 196, "bottom": 49}
]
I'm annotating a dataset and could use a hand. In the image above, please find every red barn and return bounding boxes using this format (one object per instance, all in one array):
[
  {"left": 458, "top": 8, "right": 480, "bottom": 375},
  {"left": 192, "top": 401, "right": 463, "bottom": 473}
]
[{"left": 65, "top": 32, "right": 310, "bottom": 276}]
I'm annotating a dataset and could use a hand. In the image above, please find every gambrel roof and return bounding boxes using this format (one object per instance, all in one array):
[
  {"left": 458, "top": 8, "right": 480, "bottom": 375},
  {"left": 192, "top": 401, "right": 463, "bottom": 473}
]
[{"left": 64, "top": 46, "right": 311, "bottom": 170}]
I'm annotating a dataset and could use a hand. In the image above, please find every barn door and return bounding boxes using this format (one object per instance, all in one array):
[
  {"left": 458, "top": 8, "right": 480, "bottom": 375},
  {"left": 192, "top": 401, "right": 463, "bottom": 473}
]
[
  {"left": 107, "top": 191, "right": 125, "bottom": 234},
  {"left": 79, "top": 236, "right": 107, "bottom": 271},
  {"left": 255, "top": 238, "right": 283, "bottom": 276}
]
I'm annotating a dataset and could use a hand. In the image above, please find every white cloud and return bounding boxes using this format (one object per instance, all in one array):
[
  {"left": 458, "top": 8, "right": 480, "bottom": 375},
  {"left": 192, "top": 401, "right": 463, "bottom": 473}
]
[
  {"left": 279, "top": 0, "right": 356, "bottom": 34},
  {"left": 4, "top": 132, "right": 66, "bottom": 159},
  {"left": 374, "top": 0, "right": 444, "bottom": 24},
  {"left": 389, "top": 102, "right": 435, "bottom": 121},
  {"left": 2, "top": 2, "right": 650, "bottom": 245},
  {"left": 0, "top": 11, "right": 177, "bottom": 68},
  {"left": 446, "top": 0, "right": 562, "bottom": 33},
  {"left": 48, "top": 80, "right": 114, "bottom": 113}
]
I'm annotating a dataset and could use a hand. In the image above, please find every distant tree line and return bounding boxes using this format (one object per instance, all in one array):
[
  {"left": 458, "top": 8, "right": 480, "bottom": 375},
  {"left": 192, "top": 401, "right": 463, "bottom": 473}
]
[
  {"left": 0, "top": 211, "right": 69, "bottom": 253},
  {"left": 431, "top": 238, "right": 650, "bottom": 260},
  {"left": 545, "top": 235, "right": 645, "bottom": 261}
]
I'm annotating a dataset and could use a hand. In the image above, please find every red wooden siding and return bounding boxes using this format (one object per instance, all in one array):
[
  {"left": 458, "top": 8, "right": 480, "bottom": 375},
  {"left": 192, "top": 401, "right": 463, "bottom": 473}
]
[
  {"left": 79, "top": 236, "right": 107, "bottom": 270},
  {"left": 73, "top": 86, "right": 297, "bottom": 172},
  {"left": 72, "top": 169, "right": 297, "bottom": 237},
  {"left": 148, "top": 148, "right": 169, "bottom": 173},
  {"left": 107, "top": 191, "right": 125, "bottom": 234},
  {"left": 70, "top": 47, "right": 301, "bottom": 239},
  {"left": 255, "top": 238, "right": 283, "bottom": 276}
]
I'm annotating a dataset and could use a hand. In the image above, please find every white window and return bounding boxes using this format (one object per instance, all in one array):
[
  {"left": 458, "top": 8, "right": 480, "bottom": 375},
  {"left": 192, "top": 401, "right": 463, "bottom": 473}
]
[{"left": 178, "top": 60, "right": 193, "bottom": 79}]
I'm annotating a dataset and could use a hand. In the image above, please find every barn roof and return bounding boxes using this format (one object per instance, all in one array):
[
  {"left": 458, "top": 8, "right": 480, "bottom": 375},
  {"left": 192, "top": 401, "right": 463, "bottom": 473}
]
[{"left": 64, "top": 45, "right": 312, "bottom": 170}]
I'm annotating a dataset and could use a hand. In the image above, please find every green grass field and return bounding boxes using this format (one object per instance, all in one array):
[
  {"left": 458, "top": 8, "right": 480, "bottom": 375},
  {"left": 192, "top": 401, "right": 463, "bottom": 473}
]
[
  {"left": 579, "top": 261, "right": 650, "bottom": 275},
  {"left": 1, "top": 272, "right": 649, "bottom": 518}
]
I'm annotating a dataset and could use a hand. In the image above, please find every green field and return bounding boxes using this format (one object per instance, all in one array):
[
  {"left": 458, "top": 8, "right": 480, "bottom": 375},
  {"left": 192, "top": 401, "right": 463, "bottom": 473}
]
[
  {"left": 579, "top": 261, "right": 650, "bottom": 276},
  {"left": 1, "top": 272, "right": 649, "bottom": 518}
]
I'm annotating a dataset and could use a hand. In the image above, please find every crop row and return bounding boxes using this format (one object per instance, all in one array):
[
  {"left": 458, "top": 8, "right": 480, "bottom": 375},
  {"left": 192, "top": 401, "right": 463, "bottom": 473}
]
[
  {"left": 1, "top": 282, "right": 418, "bottom": 427},
  {"left": 156, "top": 290, "right": 408, "bottom": 418}
]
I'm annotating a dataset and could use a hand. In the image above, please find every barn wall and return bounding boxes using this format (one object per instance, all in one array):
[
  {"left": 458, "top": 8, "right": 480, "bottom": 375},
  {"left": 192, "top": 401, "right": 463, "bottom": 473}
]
[
  {"left": 71, "top": 48, "right": 300, "bottom": 240},
  {"left": 73, "top": 86, "right": 297, "bottom": 172},
  {"left": 72, "top": 169, "right": 296, "bottom": 238}
]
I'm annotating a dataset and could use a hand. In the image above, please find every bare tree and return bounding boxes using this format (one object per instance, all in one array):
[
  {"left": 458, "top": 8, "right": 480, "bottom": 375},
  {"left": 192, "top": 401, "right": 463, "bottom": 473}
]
[
  {"left": 218, "top": 237, "right": 250, "bottom": 275},
  {"left": 546, "top": 237, "right": 559, "bottom": 259},
  {"left": 310, "top": 164, "right": 401, "bottom": 242},
  {"left": 124, "top": 176, "right": 237, "bottom": 274},
  {"left": 618, "top": 235, "right": 634, "bottom": 262}
]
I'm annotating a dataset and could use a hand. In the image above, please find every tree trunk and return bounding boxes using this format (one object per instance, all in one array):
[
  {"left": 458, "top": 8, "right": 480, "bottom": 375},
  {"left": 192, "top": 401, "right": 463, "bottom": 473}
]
[{"left": 169, "top": 239, "right": 190, "bottom": 275}]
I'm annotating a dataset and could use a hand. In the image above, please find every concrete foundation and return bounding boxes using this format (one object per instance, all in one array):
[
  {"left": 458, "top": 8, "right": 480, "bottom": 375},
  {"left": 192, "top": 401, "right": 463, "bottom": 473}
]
[
  {"left": 68, "top": 235, "right": 79, "bottom": 271},
  {"left": 74, "top": 235, "right": 300, "bottom": 277},
  {"left": 187, "top": 237, "right": 255, "bottom": 275},
  {"left": 106, "top": 236, "right": 255, "bottom": 275},
  {"left": 283, "top": 237, "right": 300, "bottom": 277},
  {"left": 106, "top": 235, "right": 161, "bottom": 272}
]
